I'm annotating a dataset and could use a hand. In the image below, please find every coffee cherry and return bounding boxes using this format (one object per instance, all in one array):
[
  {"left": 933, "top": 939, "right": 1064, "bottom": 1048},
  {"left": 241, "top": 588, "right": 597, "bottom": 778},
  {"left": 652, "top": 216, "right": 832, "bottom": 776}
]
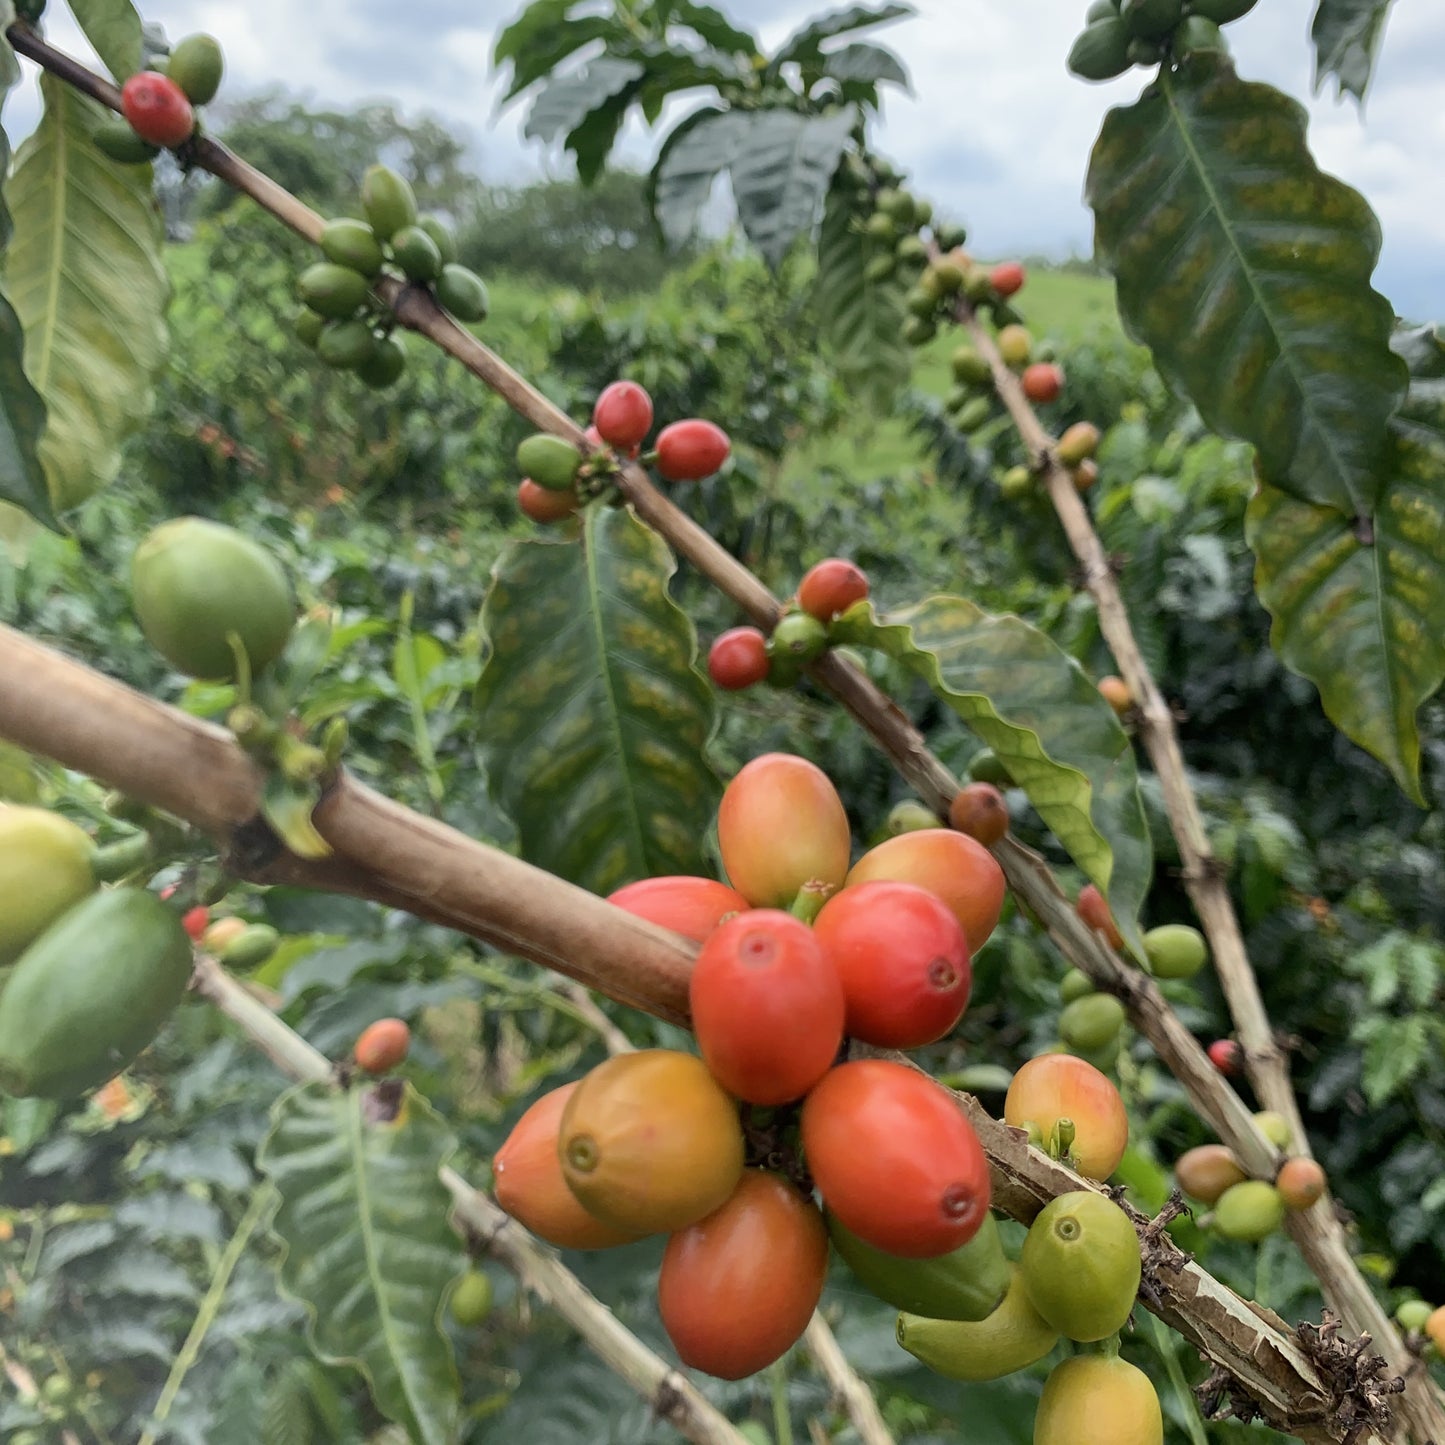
[
  {"left": 1097, "top": 675, "right": 1133, "bottom": 715},
  {"left": 1276, "top": 1157, "right": 1326, "bottom": 1211},
  {"left": 1022, "top": 363, "right": 1063, "bottom": 403},
  {"left": 1175, "top": 1144, "right": 1247, "bottom": 1205},
  {"left": 354, "top": 1017, "right": 411, "bottom": 1074},
  {"left": 167, "top": 33, "right": 224, "bottom": 105},
  {"left": 656, "top": 419, "right": 731, "bottom": 481},
  {"left": 797, "top": 558, "right": 870, "bottom": 622},
  {"left": 181, "top": 905, "right": 210, "bottom": 941},
  {"left": 990, "top": 261, "right": 1026, "bottom": 297},
  {"left": 770, "top": 612, "right": 828, "bottom": 664},
  {"left": 1208, "top": 1038, "right": 1242, "bottom": 1075},
  {"left": 517, "top": 479, "right": 577, "bottom": 524},
  {"left": 120, "top": 72, "right": 195, "bottom": 149},
  {"left": 1077, "top": 883, "right": 1124, "bottom": 950},
  {"left": 1395, "top": 1299, "right": 1433, "bottom": 1333},
  {"left": 593, "top": 381, "right": 654, "bottom": 450},
  {"left": 996, "top": 325, "right": 1033, "bottom": 368},
  {"left": 1213, "top": 1180, "right": 1285, "bottom": 1242},
  {"left": 948, "top": 782, "right": 1008, "bottom": 845},
  {"left": 1074, "top": 458, "right": 1100, "bottom": 492},
  {"left": 708, "top": 627, "right": 769, "bottom": 691},
  {"left": 1254, "top": 1110, "right": 1292, "bottom": 1150},
  {"left": 1058, "top": 421, "right": 1102, "bottom": 466}
]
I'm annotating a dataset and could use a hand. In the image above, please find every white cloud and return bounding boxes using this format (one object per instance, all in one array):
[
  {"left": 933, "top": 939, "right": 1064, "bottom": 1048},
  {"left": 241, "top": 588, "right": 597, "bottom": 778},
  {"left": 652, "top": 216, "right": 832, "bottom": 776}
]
[{"left": 4, "top": 0, "right": 1441, "bottom": 314}]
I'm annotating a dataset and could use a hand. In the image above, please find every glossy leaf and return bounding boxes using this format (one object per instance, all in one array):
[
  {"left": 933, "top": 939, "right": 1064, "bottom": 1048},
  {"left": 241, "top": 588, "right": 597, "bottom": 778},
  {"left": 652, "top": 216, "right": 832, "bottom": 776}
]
[
  {"left": 730, "top": 107, "right": 857, "bottom": 269},
  {"left": 1312, "top": 0, "right": 1395, "bottom": 103},
  {"left": 257, "top": 1082, "right": 464, "bottom": 1445},
  {"left": 821, "top": 41, "right": 911, "bottom": 92},
  {"left": 814, "top": 175, "right": 909, "bottom": 408},
  {"left": 474, "top": 505, "right": 721, "bottom": 895},
  {"left": 4, "top": 76, "right": 168, "bottom": 513},
  {"left": 833, "top": 597, "right": 1153, "bottom": 955},
  {"left": 1087, "top": 55, "right": 1406, "bottom": 516},
  {"left": 650, "top": 105, "right": 746, "bottom": 250},
  {"left": 668, "top": 1, "right": 759, "bottom": 56},
  {"left": 68, "top": 0, "right": 144, "bottom": 83},
  {"left": 0, "top": 292, "right": 53, "bottom": 530},
  {"left": 523, "top": 57, "right": 645, "bottom": 145},
  {"left": 772, "top": 2, "right": 915, "bottom": 67},
  {"left": 493, "top": 2, "right": 616, "bottom": 103},
  {"left": 1248, "top": 326, "right": 1445, "bottom": 803}
]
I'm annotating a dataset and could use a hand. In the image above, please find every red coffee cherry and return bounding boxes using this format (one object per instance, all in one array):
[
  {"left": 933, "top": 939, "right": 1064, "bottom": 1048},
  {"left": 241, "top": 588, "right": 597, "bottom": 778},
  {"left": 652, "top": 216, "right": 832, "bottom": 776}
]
[
  {"left": 797, "top": 559, "right": 870, "bottom": 622},
  {"left": 708, "top": 627, "right": 769, "bottom": 690},
  {"left": 517, "top": 479, "right": 577, "bottom": 524},
  {"left": 1208, "top": 1039, "right": 1243, "bottom": 1076},
  {"left": 354, "top": 1018, "right": 411, "bottom": 1074},
  {"left": 120, "top": 71, "right": 196, "bottom": 149},
  {"left": 592, "top": 381, "right": 654, "bottom": 450},
  {"left": 990, "top": 261, "right": 1026, "bottom": 298},
  {"left": 655, "top": 419, "right": 731, "bottom": 481},
  {"left": 1021, "top": 363, "right": 1063, "bottom": 404}
]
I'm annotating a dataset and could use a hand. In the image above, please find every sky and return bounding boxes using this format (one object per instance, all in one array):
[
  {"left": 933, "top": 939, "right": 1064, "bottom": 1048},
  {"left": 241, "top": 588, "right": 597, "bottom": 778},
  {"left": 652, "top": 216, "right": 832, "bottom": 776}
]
[{"left": 7, "top": 0, "right": 1443, "bottom": 318}]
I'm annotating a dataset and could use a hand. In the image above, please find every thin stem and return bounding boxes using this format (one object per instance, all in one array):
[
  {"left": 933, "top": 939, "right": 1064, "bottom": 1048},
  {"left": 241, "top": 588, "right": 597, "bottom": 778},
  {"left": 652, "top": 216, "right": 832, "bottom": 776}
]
[
  {"left": 137, "top": 1183, "right": 274, "bottom": 1445},
  {"left": 1149, "top": 1315, "right": 1209, "bottom": 1445},
  {"left": 770, "top": 1361, "right": 795, "bottom": 1445}
]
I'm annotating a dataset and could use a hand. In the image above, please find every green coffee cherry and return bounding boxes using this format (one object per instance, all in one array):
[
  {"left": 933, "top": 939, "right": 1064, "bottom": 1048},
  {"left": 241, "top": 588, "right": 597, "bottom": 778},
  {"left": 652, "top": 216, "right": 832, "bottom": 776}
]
[
  {"left": 1060, "top": 968, "right": 1095, "bottom": 1004},
  {"left": 317, "top": 319, "right": 378, "bottom": 371},
  {"left": 321, "top": 218, "right": 385, "bottom": 277},
  {"left": 219, "top": 924, "right": 281, "bottom": 971},
  {"left": 361, "top": 164, "right": 417, "bottom": 242},
  {"left": 295, "top": 310, "right": 326, "bottom": 349},
  {"left": 954, "top": 396, "right": 993, "bottom": 433},
  {"left": 963, "top": 265, "right": 994, "bottom": 303},
  {"left": 864, "top": 254, "right": 897, "bottom": 284},
  {"left": 969, "top": 750, "right": 1015, "bottom": 787},
  {"left": 1085, "top": 0, "right": 1120, "bottom": 18},
  {"left": 1213, "top": 1181, "right": 1285, "bottom": 1243},
  {"left": 1060, "top": 994, "right": 1126, "bottom": 1052},
  {"left": 945, "top": 384, "right": 974, "bottom": 413},
  {"left": 934, "top": 221, "right": 968, "bottom": 251},
  {"left": 517, "top": 433, "right": 582, "bottom": 492},
  {"left": 999, "top": 465, "right": 1034, "bottom": 500},
  {"left": 771, "top": 612, "right": 828, "bottom": 664},
  {"left": 1189, "top": 0, "right": 1257, "bottom": 19},
  {"left": 418, "top": 215, "right": 458, "bottom": 266},
  {"left": 911, "top": 197, "right": 934, "bottom": 227},
  {"left": 358, "top": 334, "right": 407, "bottom": 389},
  {"left": 905, "top": 287, "right": 938, "bottom": 320},
  {"left": 1126, "top": 37, "right": 1166, "bottom": 65},
  {"left": 903, "top": 316, "right": 937, "bottom": 347},
  {"left": 951, "top": 346, "right": 992, "bottom": 385},
  {"left": 1121, "top": 0, "right": 1183, "bottom": 37},
  {"left": 924, "top": 260, "right": 965, "bottom": 298},
  {"left": 887, "top": 801, "right": 939, "bottom": 836},
  {"left": 1068, "top": 19, "right": 1132, "bottom": 80},
  {"left": 896, "top": 235, "right": 928, "bottom": 266},
  {"left": 864, "top": 213, "right": 896, "bottom": 242},
  {"left": 94, "top": 118, "right": 160, "bottom": 164},
  {"left": 168, "top": 34, "right": 224, "bottom": 105},
  {"left": 435, "top": 264, "right": 489, "bottom": 322},
  {"left": 297, "top": 263, "right": 371, "bottom": 320},
  {"left": 1143, "top": 923, "right": 1208, "bottom": 980},
  {"left": 391, "top": 225, "right": 443, "bottom": 283},
  {"left": 1396, "top": 1299, "right": 1434, "bottom": 1333}
]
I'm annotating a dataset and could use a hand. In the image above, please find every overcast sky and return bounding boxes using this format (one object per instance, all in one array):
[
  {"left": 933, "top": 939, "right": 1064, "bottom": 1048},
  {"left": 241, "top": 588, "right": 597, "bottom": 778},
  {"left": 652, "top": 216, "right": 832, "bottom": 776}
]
[{"left": 7, "top": 1, "right": 1442, "bottom": 318}]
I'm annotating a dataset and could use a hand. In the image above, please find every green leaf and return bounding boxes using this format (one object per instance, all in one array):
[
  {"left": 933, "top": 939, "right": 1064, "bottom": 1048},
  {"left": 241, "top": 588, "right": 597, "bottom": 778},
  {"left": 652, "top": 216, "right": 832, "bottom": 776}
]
[
  {"left": 1246, "top": 326, "right": 1445, "bottom": 803},
  {"left": 474, "top": 505, "right": 722, "bottom": 896},
  {"left": 4, "top": 75, "right": 168, "bottom": 512},
  {"left": 668, "top": 2, "right": 759, "bottom": 56},
  {"left": 833, "top": 598, "right": 1153, "bottom": 956},
  {"left": 814, "top": 174, "right": 909, "bottom": 408},
  {"left": 257, "top": 1082, "right": 464, "bottom": 1445},
  {"left": 820, "top": 40, "right": 911, "bottom": 92},
  {"left": 728, "top": 107, "right": 856, "bottom": 269},
  {"left": 1311, "top": 0, "right": 1395, "bottom": 103},
  {"left": 493, "top": 2, "right": 617, "bottom": 103},
  {"left": 1086, "top": 55, "right": 1406, "bottom": 516},
  {"left": 523, "top": 57, "right": 645, "bottom": 145},
  {"left": 0, "top": 2, "right": 19, "bottom": 104},
  {"left": 0, "top": 291, "right": 54, "bottom": 530},
  {"left": 67, "top": 0, "right": 145, "bottom": 83},
  {"left": 650, "top": 105, "right": 746, "bottom": 250},
  {"left": 772, "top": 3, "right": 915, "bottom": 67},
  {"left": 566, "top": 78, "right": 645, "bottom": 187}
]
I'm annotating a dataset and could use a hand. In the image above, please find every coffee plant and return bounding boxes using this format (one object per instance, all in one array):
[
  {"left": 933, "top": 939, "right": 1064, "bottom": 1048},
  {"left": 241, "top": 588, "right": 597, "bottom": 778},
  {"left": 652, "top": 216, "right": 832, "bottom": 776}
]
[{"left": 0, "top": 0, "right": 1442, "bottom": 1442}]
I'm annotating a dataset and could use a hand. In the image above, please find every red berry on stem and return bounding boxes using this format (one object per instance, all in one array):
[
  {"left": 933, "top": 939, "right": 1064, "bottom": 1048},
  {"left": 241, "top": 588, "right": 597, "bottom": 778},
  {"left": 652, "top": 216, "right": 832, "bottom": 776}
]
[
  {"left": 1208, "top": 1039, "right": 1242, "bottom": 1076},
  {"left": 1077, "top": 883, "right": 1124, "bottom": 951},
  {"left": 593, "top": 381, "right": 654, "bottom": 450},
  {"left": 802, "top": 1060, "right": 991, "bottom": 1258},
  {"left": 1021, "top": 363, "right": 1063, "bottom": 404},
  {"left": 121, "top": 71, "right": 196, "bottom": 149},
  {"left": 690, "top": 910, "right": 845, "bottom": 1104},
  {"left": 181, "top": 905, "right": 210, "bottom": 941},
  {"left": 948, "top": 782, "right": 1009, "bottom": 846},
  {"left": 607, "top": 876, "right": 750, "bottom": 944},
  {"left": 708, "top": 627, "right": 769, "bottom": 691},
  {"left": 517, "top": 478, "right": 577, "bottom": 524},
  {"left": 797, "top": 559, "right": 870, "bottom": 622},
  {"left": 656, "top": 419, "right": 731, "bottom": 481},
  {"left": 990, "top": 261, "right": 1026, "bottom": 298},
  {"left": 812, "top": 881, "right": 972, "bottom": 1049},
  {"left": 354, "top": 1017, "right": 411, "bottom": 1074}
]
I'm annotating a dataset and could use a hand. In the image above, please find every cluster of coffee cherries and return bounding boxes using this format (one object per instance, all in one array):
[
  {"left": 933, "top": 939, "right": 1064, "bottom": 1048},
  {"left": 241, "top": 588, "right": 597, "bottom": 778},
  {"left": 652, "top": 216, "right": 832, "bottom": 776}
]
[
  {"left": 97, "top": 34, "right": 223, "bottom": 162},
  {"left": 706, "top": 557, "right": 870, "bottom": 693},
  {"left": 1173, "top": 1114, "right": 1327, "bottom": 1244},
  {"left": 488, "top": 751, "right": 1152, "bottom": 1427},
  {"left": 292, "top": 166, "right": 488, "bottom": 388},
  {"left": 512, "top": 380, "right": 732, "bottom": 524},
  {"left": 1069, "top": 0, "right": 1255, "bottom": 82}
]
